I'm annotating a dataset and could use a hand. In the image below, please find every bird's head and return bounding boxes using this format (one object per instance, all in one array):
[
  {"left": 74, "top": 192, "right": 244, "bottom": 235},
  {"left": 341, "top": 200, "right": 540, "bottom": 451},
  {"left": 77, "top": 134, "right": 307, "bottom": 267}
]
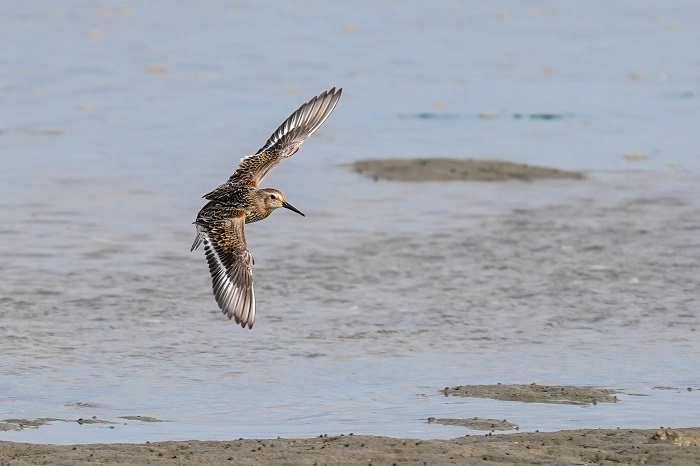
[{"left": 258, "top": 188, "right": 305, "bottom": 217}]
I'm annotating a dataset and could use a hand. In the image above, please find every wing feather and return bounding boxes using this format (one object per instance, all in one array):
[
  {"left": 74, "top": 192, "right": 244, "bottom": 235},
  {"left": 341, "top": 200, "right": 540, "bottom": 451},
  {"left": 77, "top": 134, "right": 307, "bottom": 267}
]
[
  {"left": 229, "top": 87, "right": 342, "bottom": 184},
  {"left": 198, "top": 216, "right": 256, "bottom": 328}
]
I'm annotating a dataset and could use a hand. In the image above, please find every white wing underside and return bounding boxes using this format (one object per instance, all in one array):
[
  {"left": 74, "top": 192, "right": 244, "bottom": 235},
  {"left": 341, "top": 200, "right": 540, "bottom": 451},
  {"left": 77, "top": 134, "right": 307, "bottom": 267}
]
[
  {"left": 226, "top": 88, "right": 342, "bottom": 184},
  {"left": 254, "top": 87, "right": 342, "bottom": 157},
  {"left": 200, "top": 228, "right": 256, "bottom": 329}
]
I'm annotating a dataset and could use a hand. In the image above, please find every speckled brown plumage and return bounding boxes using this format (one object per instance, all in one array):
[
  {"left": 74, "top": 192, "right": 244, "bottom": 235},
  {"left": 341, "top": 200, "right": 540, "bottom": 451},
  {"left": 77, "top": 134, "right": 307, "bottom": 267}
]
[{"left": 192, "top": 87, "right": 342, "bottom": 328}]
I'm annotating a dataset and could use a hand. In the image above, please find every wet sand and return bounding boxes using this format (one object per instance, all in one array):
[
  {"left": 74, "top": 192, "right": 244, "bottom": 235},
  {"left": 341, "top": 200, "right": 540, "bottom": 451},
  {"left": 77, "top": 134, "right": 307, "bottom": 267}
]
[
  {"left": 2, "top": 428, "right": 700, "bottom": 465},
  {"left": 3, "top": 385, "right": 699, "bottom": 465},
  {"left": 351, "top": 158, "right": 585, "bottom": 182}
]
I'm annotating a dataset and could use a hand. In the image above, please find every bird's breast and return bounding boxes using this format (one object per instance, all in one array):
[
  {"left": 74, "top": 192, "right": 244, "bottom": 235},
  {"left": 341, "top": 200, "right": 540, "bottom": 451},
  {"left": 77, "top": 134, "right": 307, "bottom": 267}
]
[{"left": 245, "top": 209, "right": 272, "bottom": 224}]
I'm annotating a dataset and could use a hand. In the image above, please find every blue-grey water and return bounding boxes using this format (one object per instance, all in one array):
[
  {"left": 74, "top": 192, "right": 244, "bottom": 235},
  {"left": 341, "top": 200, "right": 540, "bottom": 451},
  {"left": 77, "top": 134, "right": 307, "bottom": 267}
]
[{"left": 1, "top": 1, "right": 699, "bottom": 444}]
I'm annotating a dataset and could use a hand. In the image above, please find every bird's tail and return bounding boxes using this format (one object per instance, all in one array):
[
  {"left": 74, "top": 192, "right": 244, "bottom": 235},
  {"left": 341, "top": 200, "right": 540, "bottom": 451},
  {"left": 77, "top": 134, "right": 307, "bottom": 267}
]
[{"left": 190, "top": 225, "right": 205, "bottom": 252}]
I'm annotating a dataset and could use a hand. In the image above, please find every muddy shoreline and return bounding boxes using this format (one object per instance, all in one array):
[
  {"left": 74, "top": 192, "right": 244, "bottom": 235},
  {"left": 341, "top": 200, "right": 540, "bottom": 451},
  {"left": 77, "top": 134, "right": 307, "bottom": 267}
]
[
  {"left": 2, "top": 384, "right": 698, "bottom": 465},
  {"left": 2, "top": 428, "right": 699, "bottom": 465}
]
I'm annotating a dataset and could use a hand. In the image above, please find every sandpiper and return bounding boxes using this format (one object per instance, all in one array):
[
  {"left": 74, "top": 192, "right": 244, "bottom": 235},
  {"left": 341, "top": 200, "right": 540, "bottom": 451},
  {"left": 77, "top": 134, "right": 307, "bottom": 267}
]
[{"left": 191, "top": 88, "right": 342, "bottom": 328}]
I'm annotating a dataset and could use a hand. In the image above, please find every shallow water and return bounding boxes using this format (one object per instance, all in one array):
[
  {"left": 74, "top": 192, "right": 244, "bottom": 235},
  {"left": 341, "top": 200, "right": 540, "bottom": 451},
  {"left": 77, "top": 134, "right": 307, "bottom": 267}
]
[{"left": 1, "top": 1, "right": 699, "bottom": 444}]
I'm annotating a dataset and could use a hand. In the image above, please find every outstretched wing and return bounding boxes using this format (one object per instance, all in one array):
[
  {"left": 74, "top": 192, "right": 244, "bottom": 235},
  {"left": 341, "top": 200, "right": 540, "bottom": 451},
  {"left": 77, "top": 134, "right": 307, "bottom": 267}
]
[
  {"left": 229, "top": 87, "right": 342, "bottom": 184},
  {"left": 194, "top": 212, "right": 256, "bottom": 328}
]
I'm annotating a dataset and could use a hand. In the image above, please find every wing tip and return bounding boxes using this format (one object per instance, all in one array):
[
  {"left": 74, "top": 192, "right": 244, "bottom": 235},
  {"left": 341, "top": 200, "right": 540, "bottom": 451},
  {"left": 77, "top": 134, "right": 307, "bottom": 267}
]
[
  {"left": 253, "top": 86, "right": 343, "bottom": 157},
  {"left": 325, "top": 86, "right": 342, "bottom": 98},
  {"left": 223, "top": 307, "right": 255, "bottom": 329},
  {"left": 221, "top": 291, "right": 256, "bottom": 329}
]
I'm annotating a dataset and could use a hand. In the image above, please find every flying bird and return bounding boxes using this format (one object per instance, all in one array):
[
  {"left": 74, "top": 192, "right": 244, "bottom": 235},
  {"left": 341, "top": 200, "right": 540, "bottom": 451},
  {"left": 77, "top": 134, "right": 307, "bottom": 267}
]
[{"left": 191, "top": 88, "right": 342, "bottom": 328}]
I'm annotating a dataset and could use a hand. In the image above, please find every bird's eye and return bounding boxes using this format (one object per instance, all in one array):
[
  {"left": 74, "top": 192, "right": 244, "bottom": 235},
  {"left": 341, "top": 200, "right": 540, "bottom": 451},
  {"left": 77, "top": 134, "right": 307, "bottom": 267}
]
[{"left": 270, "top": 194, "right": 277, "bottom": 200}]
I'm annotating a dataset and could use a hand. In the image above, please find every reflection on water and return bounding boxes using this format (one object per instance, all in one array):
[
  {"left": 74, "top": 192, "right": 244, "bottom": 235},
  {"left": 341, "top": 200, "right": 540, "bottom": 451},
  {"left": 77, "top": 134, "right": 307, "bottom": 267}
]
[{"left": 1, "top": 0, "right": 700, "bottom": 444}]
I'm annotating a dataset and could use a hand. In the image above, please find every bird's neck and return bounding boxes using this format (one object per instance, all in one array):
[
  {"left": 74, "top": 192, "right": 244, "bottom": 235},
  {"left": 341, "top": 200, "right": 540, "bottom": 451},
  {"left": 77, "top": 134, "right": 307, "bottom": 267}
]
[{"left": 246, "top": 191, "right": 273, "bottom": 223}]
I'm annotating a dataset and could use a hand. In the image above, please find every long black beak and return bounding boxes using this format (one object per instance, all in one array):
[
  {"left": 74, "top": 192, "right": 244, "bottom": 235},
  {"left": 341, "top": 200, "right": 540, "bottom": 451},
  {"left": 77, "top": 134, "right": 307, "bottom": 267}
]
[{"left": 282, "top": 201, "right": 305, "bottom": 217}]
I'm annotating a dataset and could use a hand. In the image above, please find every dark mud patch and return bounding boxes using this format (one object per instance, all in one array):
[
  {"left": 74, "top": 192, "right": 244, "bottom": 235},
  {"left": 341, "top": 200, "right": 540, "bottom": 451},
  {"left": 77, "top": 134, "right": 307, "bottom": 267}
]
[
  {"left": 351, "top": 158, "right": 584, "bottom": 182},
  {"left": 0, "top": 418, "right": 61, "bottom": 431},
  {"left": 0, "top": 417, "right": 115, "bottom": 431},
  {"left": 75, "top": 417, "right": 115, "bottom": 425},
  {"left": 65, "top": 401, "right": 104, "bottom": 409},
  {"left": 118, "top": 416, "right": 165, "bottom": 423},
  {"left": 442, "top": 384, "right": 618, "bottom": 405},
  {"left": 429, "top": 417, "right": 518, "bottom": 431}
]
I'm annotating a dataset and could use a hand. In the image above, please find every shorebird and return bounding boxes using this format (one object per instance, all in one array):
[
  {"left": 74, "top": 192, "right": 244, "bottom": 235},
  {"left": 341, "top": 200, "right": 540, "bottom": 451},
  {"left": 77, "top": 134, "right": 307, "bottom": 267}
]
[{"left": 191, "top": 88, "right": 342, "bottom": 328}]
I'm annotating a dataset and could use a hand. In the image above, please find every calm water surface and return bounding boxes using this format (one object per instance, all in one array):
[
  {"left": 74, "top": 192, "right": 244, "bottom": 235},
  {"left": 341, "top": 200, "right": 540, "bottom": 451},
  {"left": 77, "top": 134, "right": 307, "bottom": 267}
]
[{"left": 1, "top": 1, "right": 699, "bottom": 444}]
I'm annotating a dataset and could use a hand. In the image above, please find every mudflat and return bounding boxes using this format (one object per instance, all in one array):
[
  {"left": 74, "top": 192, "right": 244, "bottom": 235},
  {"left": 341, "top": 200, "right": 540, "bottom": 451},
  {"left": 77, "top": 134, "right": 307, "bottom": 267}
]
[
  {"left": 2, "top": 428, "right": 699, "bottom": 465},
  {"left": 351, "top": 158, "right": 585, "bottom": 182}
]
